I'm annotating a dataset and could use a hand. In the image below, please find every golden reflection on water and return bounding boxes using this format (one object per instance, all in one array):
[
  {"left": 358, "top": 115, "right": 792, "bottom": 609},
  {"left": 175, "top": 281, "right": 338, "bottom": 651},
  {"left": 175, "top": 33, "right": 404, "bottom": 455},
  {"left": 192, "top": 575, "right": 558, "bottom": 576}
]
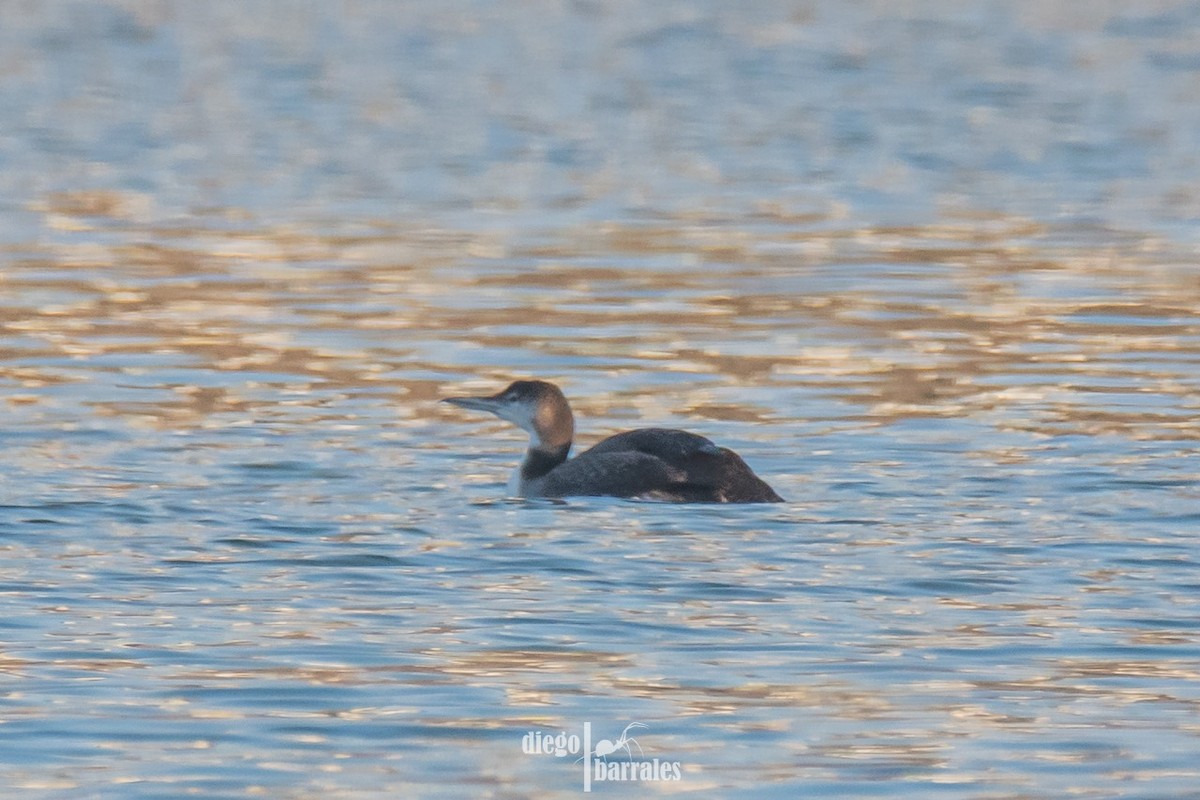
[{"left": 6, "top": 193, "right": 1199, "bottom": 448}]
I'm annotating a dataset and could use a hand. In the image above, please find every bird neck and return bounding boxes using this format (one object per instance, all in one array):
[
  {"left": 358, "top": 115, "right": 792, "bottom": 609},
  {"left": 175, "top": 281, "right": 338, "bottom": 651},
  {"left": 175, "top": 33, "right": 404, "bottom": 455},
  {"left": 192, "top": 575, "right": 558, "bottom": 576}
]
[{"left": 520, "top": 442, "right": 571, "bottom": 482}]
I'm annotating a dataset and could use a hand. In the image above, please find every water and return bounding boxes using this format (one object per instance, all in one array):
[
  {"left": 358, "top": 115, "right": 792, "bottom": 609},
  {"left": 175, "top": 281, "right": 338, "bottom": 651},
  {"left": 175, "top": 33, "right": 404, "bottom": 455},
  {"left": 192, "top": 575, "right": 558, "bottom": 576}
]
[{"left": 2, "top": 2, "right": 1200, "bottom": 798}]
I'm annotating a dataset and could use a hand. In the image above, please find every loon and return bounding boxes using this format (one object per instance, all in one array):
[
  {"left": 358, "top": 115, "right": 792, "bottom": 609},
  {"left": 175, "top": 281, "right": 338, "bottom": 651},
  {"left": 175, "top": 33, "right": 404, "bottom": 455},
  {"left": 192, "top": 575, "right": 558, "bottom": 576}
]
[{"left": 442, "top": 380, "right": 783, "bottom": 503}]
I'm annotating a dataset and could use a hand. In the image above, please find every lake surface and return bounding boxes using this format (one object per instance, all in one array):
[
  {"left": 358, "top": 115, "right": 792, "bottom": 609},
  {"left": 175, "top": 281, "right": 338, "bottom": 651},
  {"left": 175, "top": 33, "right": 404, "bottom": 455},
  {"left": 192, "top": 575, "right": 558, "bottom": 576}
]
[{"left": 2, "top": 2, "right": 1199, "bottom": 798}]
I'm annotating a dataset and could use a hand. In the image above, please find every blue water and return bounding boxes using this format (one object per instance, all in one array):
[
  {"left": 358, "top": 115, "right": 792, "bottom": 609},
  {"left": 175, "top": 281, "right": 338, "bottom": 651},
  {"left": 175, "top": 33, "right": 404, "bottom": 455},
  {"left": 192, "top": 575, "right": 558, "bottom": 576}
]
[{"left": 3, "top": 2, "right": 1200, "bottom": 798}]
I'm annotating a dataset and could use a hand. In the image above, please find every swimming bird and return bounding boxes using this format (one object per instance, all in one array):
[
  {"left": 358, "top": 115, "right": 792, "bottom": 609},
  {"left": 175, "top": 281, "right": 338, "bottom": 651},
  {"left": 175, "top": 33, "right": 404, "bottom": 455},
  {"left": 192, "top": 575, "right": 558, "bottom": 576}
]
[{"left": 442, "top": 380, "right": 783, "bottom": 503}]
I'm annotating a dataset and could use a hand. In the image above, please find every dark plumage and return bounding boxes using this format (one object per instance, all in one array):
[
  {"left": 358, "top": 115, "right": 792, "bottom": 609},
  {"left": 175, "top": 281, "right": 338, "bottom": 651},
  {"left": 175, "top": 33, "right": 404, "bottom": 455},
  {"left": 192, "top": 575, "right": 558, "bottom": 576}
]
[{"left": 442, "top": 380, "right": 783, "bottom": 503}]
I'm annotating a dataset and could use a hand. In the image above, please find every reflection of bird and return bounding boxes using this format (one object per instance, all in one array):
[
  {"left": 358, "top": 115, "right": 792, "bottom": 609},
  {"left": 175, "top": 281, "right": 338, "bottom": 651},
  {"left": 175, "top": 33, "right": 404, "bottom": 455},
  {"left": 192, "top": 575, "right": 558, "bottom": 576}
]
[{"left": 442, "top": 380, "right": 783, "bottom": 503}]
